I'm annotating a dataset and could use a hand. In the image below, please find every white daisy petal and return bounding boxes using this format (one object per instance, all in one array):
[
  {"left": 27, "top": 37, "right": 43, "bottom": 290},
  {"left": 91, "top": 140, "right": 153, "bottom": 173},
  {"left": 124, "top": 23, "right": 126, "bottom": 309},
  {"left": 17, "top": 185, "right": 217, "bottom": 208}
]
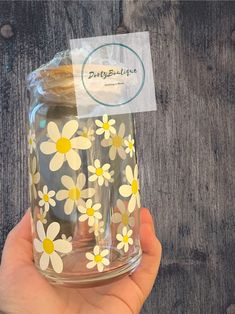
[
  {"left": 88, "top": 174, "right": 97, "bottom": 182},
  {"left": 111, "top": 212, "right": 122, "bottom": 223},
  {"left": 102, "top": 163, "right": 110, "bottom": 171},
  {"left": 98, "top": 176, "right": 104, "bottom": 186},
  {"left": 54, "top": 239, "right": 72, "bottom": 253},
  {"left": 137, "top": 193, "right": 141, "bottom": 208},
  {"left": 96, "top": 128, "right": 105, "bottom": 135},
  {"left": 62, "top": 120, "right": 78, "bottom": 139},
  {"left": 49, "top": 152, "right": 64, "bottom": 171},
  {"left": 102, "top": 257, "right": 110, "bottom": 266},
  {"left": 126, "top": 165, "right": 134, "bottom": 184},
  {"left": 46, "top": 222, "right": 60, "bottom": 240},
  {"left": 79, "top": 214, "right": 88, "bottom": 222},
  {"left": 87, "top": 261, "right": 96, "bottom": 269},
  {"left": 109, "top": 146, "right": 116, "bottom": 160},
  {"left": 88, "top": 165, "right": 96, "bottom": 173},
  {"left": 40, "top": 142, "right": 57, "bottom": 155},
  {"left": 118, "top": 123, "right": 125, "bottom": 137},
  {"left": 117, "top": 242, "right": 124, "bottom": 250},
  {"left": 48, "top": 190, "right": 55, "bottom": 197},
  {"left": 103, "top": 114, "right": 108, "bottom": 123},
  {"left": 56, "top": 190, "right": 69, "bottom": 201},
  {"left": 116, "top": 234, "right": 123, "bottom": 241},
  {"left": 134, "top": 165, "right": 138, "bottom": 180},
  {"left": 94, "top": 159, "right": 100, "bottom": 168},
  {"left": 97, "top": 263, "right": 104, "bottom": 272},
  {"left": 40, "top": 253, "right": 50, "bottom": 271},
  {"left": 128, "top": 194, "right": 137, "bottom": 213},
  {"left": 34, "top": 238, "right": 43, "bottom": 252},
  {"left": 61, "top": 175, "right": 74, "bottom": 190},
  {"left": 49, "top": 198, "right": 56, "bottom": 207},
  {"left": 43, "top": 186, "right": 48, "bottom": 194},
  {"left": 37, "top": 220, "right": 45, "bottom": 241},
  {"left": 47, "top": 121, "right": 61, "bottom": 142},
  {"left": 101, "top": 249, "right": 109, "bottom": 257},
  {"left": 86, "top": 252, "right": 94, "bottom": 260},
  {"left": 117, "top": 199, "right": 126, "bottom": 213},
  {"left": 71, "top": 136, "right": 91, "bottom": 150},
  {"left": 50, "top": 252, "right": 63, "bottom": 273},
  {"left": 66, "top": 149, "right": 81, "bottom": 170},
  {"left": 129, "top": 238, "right": 133, "bottom": 245},
  {"left": 80, "top": 188, "right": 95, "bottom": 199},
  {"left": 76, "top": 173, "right": 86, "bottom": 189},
  {"left": 119, "top": 185, "right": 132, "bottom": 197},
  {"left": 94, "top": 245, "right": 100, "bottom": 255},
  {"left": 118, "top": 146, "right": 126, "bottom": 160},
  {"left": 64, "top": 198, "right": 75, "bottom": 215}
]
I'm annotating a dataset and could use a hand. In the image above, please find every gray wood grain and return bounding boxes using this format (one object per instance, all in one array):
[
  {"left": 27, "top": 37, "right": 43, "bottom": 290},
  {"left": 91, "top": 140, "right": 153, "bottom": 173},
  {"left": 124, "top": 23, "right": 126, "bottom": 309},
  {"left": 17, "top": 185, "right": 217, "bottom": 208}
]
[
  {"left": 122, "top": 1, "right": 235, "bottom": 313},
  {"left": 0, "top": 1, "right": 234, "bottom": 314}
]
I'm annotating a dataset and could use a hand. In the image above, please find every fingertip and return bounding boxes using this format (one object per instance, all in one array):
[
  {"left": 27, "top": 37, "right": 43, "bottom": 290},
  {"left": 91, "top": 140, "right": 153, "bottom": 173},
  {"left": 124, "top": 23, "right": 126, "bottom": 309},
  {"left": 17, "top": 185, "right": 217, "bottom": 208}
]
[{"left": 140, "top": 222, "right": 162, "bottom": 257}]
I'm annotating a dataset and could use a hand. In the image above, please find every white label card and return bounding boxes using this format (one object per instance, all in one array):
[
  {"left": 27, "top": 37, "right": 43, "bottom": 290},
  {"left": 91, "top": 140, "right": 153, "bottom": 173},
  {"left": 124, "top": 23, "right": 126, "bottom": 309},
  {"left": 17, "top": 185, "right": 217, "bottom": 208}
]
[{"left": 70, "top": 31, "right": 156, "bottom": 118}]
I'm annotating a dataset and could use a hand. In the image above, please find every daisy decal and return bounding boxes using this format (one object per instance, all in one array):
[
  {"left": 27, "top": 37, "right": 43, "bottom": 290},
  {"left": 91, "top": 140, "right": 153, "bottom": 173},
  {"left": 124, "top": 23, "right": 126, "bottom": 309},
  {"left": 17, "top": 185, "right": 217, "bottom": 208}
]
[
  {"left": 86, "top": 245, "right": 110, "bottom": 272},
  {"left": 77, "top": 125, "right": 95, "bottom": 142},
  {"left": 89, "top": 219, "right": 105, "bottom": 236},
  {"left": 38, "top": 185, "right": 56, "bottom": 212},
  {"left": 111, "top": 199, "right": 135, "bottom": 232},
  {"left": 33, "top": 221, "right": 72, "bottom": 273},
  {"left": 78, "top": 199, "right": 102, "bottom": 226},
  {"left": 40, "top": 120, "right": 91, "bottom": 171},
  {"left": 119, "top": 165, "right": 140, "bottom": 212},
  {"left": 29, "top": 156, "right": 40, "bottom": 198},
  {"left": 116, "top": 226, "right": 133, "bottom": 253},
  {"left": 124, "top": 135, "right": 135, "bottom": 158},
  {"left": 88, "top": 159, "right": 111, "bottom": 186},
  {"left": 101, "top": 123, "right": 126, "bottom": 160},
  {"left": 95, "top": 114, "right": 116, "bottom": 139},
  {"left": 28, "top": 129, "right": 36, "bottom": 154},
  {"left": 37, "top": 208, "right": 47, "bottom": 224},
  {"left": 56, "top": 173, "right": 95, "bottom": 215}
]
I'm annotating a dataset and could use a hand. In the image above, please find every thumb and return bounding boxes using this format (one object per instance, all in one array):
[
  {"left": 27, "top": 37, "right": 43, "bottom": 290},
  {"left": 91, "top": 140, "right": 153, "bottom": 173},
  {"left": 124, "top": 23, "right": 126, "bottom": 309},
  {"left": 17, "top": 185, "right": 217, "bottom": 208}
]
[
  {"left": 1, "top": 209, "right": 33, "bottom": 269},
  {"left": 130, "top": 208, "right": 162, "bottom": 300}
]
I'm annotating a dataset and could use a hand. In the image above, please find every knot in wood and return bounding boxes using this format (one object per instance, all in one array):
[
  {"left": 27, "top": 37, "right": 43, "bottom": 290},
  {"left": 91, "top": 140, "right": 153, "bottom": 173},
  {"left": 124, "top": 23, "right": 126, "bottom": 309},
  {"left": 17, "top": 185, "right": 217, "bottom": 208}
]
[{"left": 0, "top": 23, "right": 14, "bottom": 39}]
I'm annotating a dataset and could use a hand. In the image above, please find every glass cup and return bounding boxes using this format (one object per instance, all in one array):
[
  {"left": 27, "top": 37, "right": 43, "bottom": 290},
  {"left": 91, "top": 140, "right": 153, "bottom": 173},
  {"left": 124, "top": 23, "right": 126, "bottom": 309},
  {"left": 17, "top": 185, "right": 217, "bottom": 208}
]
[{"left": 27, "top": 51, "right": 142, "bottom": 286}]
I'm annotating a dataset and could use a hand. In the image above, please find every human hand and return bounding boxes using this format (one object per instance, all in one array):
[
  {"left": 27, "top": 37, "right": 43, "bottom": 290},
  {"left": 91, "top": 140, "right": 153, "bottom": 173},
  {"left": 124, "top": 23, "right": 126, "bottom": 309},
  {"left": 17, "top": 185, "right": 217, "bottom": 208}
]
[{"left": 0, "top": 208, "right": 162, "bottom": 314}]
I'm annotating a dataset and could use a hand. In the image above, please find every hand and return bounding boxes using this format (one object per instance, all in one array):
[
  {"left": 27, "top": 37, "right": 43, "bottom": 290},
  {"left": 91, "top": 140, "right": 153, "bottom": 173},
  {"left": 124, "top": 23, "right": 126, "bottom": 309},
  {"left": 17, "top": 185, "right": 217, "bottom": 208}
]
[{"left": 0, "top": 208, "right": 162, "bottom": 314}]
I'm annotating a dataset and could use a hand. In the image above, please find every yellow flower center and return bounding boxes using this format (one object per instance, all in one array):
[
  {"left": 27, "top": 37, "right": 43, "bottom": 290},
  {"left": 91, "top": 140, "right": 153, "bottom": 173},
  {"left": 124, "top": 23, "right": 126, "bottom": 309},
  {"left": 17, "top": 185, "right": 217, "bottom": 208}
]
[
  {"left": 29, "top": 138, "right": 33, "bottom": 145},
  {"left": 43, "top": 238, "right": 54, "bottom": 254},
  {"left": 82, "top": 131, "right": 88, "bottom": 137},
  {"left": 68, "top": 188, "right": 80, "bottom": 201},
  {"left": 128, "top": 142, "right": 133, "bottom": 150},
  {"left": 131, "top": 179, "right": 138, "bottom": 194},
  {"left": 112, "top": 136, "right": 122, "bottom": 147},
  {"left": 56, "top": 137, "right": 71, "bottom": 154},
  {"left": 96, "top": 168, "right": 103, "bottom": 176},
  {"left": 103, "top": 122, "right": 110, "bottom": 130},
  {"left": 123, "top": 235, "right": 129, "bottom": 243},
  {"left": 94, "top": 254, "right": 103, "bottom": 263},
  {"left": 86, "top": 207, "right": 95, "bottom": 216},
  {"left": 43, "top": 194, "right": 49, "bottom": 202},
  {"left": 122, "top": 213, "right": 129, "bottom": 225}
]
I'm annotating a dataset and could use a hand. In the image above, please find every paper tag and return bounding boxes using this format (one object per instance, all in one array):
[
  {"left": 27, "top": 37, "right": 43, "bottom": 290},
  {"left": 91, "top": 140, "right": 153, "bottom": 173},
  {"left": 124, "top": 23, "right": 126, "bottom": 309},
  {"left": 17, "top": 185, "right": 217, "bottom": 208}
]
[{"left": 70, "top": 31, "right": 156, "bottom": 118}]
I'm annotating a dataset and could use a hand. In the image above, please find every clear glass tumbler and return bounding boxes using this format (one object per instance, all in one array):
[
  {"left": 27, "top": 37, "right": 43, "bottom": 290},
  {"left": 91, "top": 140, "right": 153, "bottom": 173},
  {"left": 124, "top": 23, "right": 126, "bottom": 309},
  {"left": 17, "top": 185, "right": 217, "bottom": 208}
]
[{"left": 27, "top": 51, "right": 142, "bottom": 286}]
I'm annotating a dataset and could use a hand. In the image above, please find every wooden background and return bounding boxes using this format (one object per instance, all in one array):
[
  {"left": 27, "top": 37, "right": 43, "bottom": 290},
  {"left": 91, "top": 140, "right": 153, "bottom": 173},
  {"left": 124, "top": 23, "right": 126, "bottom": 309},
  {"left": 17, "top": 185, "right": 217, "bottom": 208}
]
[{"left": 0, "top": 1, "right": 234, "bottom": 313}]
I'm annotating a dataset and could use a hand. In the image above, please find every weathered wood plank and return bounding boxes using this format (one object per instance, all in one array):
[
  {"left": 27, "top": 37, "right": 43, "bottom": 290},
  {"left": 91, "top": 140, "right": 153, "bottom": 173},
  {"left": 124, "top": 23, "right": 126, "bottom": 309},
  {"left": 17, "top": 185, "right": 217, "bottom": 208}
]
[{"left": 122, "top": 1, "right": 235, "bottom": 313}]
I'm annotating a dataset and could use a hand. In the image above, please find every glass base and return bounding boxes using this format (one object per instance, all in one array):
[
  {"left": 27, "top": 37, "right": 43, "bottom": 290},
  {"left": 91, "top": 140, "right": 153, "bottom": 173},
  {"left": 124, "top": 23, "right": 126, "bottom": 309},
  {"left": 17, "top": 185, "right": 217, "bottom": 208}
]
[{"left": 36, "top": 249, "right": 142, "bottom": 288}]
